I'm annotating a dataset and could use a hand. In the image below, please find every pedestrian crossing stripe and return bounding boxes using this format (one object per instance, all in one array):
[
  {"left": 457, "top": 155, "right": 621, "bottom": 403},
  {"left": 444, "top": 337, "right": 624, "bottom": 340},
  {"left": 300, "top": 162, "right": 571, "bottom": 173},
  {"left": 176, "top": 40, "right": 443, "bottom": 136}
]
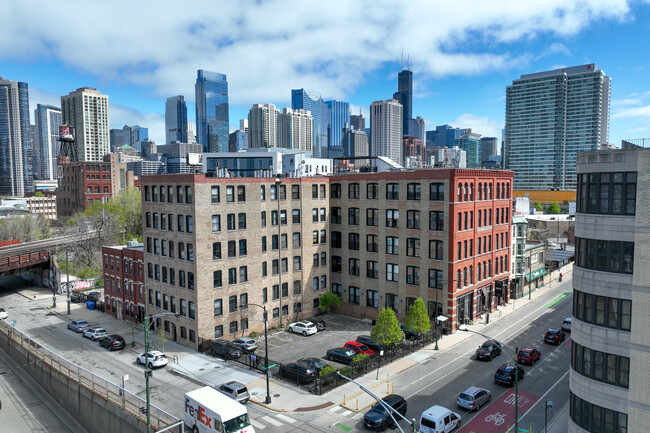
[
  {"left": 275, "top": 413, "right": 296, "bottom": 424},
  {"left": 250, "top": 419, "right": 265, "bottom": 429},
  {"left": 262, "top": 415, "right": 283, "bottom": 427},
  {"left": 329, "top": 405, "right": 344, "bottom": 413}
]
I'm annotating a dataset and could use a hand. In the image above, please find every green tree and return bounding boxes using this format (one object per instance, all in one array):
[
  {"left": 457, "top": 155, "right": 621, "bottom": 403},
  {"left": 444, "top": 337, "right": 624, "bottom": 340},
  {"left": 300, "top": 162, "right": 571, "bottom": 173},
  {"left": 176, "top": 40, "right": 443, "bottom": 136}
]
[
  {"left": 0, "top": 214, "right": 51, "bottom": 242},
  {"left": 403, "top": 298, "right": 431, "bottom": 334},
  {"left": 546, "top": 201, "right": 561, "bottom": 214},
  {"left": 318, "top": 290, "right": 342, "bottom": 314},
  {"left": 34, "top": 191, "right": 44, "bottom": 197},
  {"left": 370, "top": 308, "right": 403, "bottom": 347},
  {"left": 532, "top": 201, "right": 543, "bottom": 212}
]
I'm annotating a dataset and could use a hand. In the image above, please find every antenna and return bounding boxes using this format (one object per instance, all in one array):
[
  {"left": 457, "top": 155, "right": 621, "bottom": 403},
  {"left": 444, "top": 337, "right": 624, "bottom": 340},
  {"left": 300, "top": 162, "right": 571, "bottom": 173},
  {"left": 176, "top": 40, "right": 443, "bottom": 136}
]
[
  {"left": 401, "top": 50, "right": 404, "bottom": 71},
  {"left": 407, "top": 54, "right": 410, "bottom": 71}
]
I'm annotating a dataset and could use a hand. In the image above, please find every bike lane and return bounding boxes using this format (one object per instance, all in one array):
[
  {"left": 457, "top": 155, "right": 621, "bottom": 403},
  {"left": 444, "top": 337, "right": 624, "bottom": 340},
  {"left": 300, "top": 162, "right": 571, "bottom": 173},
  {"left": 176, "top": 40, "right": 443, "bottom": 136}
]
[{"left": 459, "top": 389, "right": 540, "bottom": 433}]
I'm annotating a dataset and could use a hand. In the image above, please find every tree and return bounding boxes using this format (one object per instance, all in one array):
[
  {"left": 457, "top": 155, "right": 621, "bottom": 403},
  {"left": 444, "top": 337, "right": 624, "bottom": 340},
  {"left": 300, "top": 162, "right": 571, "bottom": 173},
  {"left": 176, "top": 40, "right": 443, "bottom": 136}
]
[
  {"left": 156, "top": 328, "right": 169, "bottom": 352},
  {"left": 403, "top": 298, "right": 431, "bottom": 334},
  {"left": 532, "top": 201, "right": 543, "bottom": 212},
  {"left": 547, "top": 201, "right": 561, "bottom": 214},
  {"left": 34, "top": 191, "right": 44, "bottom": 197},
  {"left": 318, "top": 290, "right": 342, "bottom": 314},
  {"left": 370, "top": 308, "right": 403, "bottom": 347},
  {"left": 0, "top": 214, "right": 51, "bottom": 242}
]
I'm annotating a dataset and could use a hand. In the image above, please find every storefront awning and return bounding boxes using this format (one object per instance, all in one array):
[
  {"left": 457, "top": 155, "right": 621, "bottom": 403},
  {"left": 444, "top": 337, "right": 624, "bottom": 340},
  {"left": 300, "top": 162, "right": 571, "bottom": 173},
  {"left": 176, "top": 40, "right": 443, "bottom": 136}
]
[
  {"left": 436, "top": 315, "right": 449, "bottom": 323},
  {"left": 525, "top": 268, "right": 547, "bottom": 282}
]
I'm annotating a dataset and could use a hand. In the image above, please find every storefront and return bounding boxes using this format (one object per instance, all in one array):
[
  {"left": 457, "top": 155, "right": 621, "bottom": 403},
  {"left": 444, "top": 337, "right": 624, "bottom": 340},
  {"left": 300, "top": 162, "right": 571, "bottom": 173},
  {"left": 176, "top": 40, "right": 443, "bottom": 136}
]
[
  {"left": 476, "top": 284, "right": 492, "bottom": 314},
  {"left": 456, "top": 292, "right": 474, "bottom": 326},
  {"left": 525, "top": 267, "right": 547, "bottom": 293},
  {"left": 495, "top": 279, "right": 508, "bottom": 305}
]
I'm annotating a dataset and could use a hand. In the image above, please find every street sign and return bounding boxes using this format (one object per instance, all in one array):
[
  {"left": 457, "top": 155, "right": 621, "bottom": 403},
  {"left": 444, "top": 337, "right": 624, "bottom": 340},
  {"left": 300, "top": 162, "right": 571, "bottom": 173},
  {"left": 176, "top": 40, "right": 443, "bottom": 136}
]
[
  {"left": 517, "top": 428, "right": 530, "bottom": 433},
  {"left": 547, "top": 400, "right": 553, "bottom": 408}
]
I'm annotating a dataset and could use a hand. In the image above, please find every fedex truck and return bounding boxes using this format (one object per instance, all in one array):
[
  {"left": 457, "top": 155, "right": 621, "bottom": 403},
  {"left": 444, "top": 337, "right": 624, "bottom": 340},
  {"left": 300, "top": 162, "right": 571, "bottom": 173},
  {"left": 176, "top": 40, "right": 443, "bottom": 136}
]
[{"left": 184, "top": 387, "right": 255, "bottom": 433}]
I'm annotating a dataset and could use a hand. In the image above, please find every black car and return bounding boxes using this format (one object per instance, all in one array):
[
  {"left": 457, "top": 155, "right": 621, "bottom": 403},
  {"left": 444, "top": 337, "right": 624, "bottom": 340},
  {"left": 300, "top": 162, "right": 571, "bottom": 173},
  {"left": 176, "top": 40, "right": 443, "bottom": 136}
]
[
  {"left": 86, "top": 291, "right": 100, "bottom": 302},
  {"left": 326, "top": 347, "right": 357, "bottom": 364},
  {"left": 363, "top": 394, "right": 408, "bottom": 430},
  {"left": 307, "top": 317, "right": 326, "bottom": 331},
  {"left": 400, "top": 325, "right": 423, "bottom": 340},
  {"left": 297, "top": 357, "right": 331, "bottom": 373},
  {"left": 494, "top": 363, "right": 525, "bottom": 386},
  {"left": 475, "top": 339, "right": 502, "bottom": 361},
  {"left": 280, "top": 361, "right": 317, "bottom": 383},
  {"left": 99, "top": 334, "right": 126, "bottom": 351},
  {"left": 209, "top": 340, "right": 243, "bottom": 360},
  {"left": 544, "top": 328, "right": 567, "bottom": 345},
  {"left": 356, "top": 335, "right": 386, "bottom": 353}
]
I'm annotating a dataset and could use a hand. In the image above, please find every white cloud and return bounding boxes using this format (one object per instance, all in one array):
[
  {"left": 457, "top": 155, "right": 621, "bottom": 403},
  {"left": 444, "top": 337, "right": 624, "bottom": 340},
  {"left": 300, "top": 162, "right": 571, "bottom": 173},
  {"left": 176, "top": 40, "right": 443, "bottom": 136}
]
[
  {"left": 0, "top": 0, "right": 632, "bottom": 109},
  {"left": 613, "top": 105, "right": 650, "bottom": 119},
  {"left": 450, "top": 113, "right": 503, "bottom": 139},
  {"left": 110, "top": 104, "right": 166, "bottom": 144}
]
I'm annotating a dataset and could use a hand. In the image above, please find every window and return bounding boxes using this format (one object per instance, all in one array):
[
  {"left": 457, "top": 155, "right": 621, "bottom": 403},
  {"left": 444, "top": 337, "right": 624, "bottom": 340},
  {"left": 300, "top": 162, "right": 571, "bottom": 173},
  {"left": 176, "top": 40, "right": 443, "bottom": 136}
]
[
  {"left": 282, "top": 305, "right": 289, "bottom": 316},
  {"left": 272, "top": 285, "right": 279, "bottom": 300},
  {"left": 237, "top": 185, "right": 246, "bottom": 202},
  {"left": 386, "top": 209, "right": 399, "bottom": 227},
  {"left": 428, "top": 269, "right": 442, "bottom": 289},
  {"left": 261, "top": 211, "right": 266, "bottom": 227},
  {"left": 312, "top": 184, "right": 318, "bottom": 198},
  {"left": 348, "top": 183, "right": 360, "bottom": 199},
  {"left": 407, "top": 183, "right": 421, "bottom": 200},
  {"left": 228, "top": 267, "right": 237, "bottom": 285},
  {"left": 178, "top": 215, "right": 184, "bottom": 232},
  {"left": 161, "top": 214, "right": 167, "bottom": 230},
  {"left": 348, "top": 233, "right": 359, "bottom": 250},
  {"left": 279, "top": 184, "right": 286, "bottom": 200},
  {"left": 367, "top": 261, "right": 378, "bottom": 279},
  {"left": 313, "top": 231, "right": 319, "bottom": 245},
  {"left": 167, "top": 186, "right": 173, "bottom": 202},
  {"left": 570, "top": 392, "right": 627, "bottom": 433},
  {"left": 293, "top": 280, "right": 302, "bottom": 295},
  {"left": 331, "top": 231, "right": 341, "bottom": 248},
  {"left": 188, "top": 271, "right": 195, "bottom": 289},
  {"left": 332, "top": 283, "right": 343, "bottom": 298},
  {"left": 211, "top": 186, "right": 220, "bottom": 203},
  {"left": 145, "top": 186, "right": 151, "bottom": 201},
  {"left": 293, "top": 209, "right": 301, "bottom": 224},
  {"left": 320, "top": 252, "right": 326, "bottom": 266},
  {"left": 348, "top": 286, "right": 360, "bottom": 304},
  {"left": 213, "top": 270, "right": 222, "bottom": 289},
  {"left": 228, "top": 295, "right": 237, "bottom": 313},
  {"left": 225, "top": 186, "right": 235, "bottom": 202},
  {"left": 293, "top": 256, "right": 302, "bottom": 271},
  {"left": 146, "top": 212, "right": 151, "bottom": 228},
  {"left": 227, "top": 213, "right": 236, "bottom": 230},
  {"left": 239, "top": 239, "right": 247, "bottom": 256},
  {"left": 262, "top": 287, "right": 268, "bottom": 303},
  {"left": 186, "top": 215, "right": 193, "bottom": 233},
  {"left": 331, "top": 183, "right": 341, "bottom": 198},
  {"left": 577, "top": 171, "right": 636, "bottom": 215},
  {"left": 575, "top": 238, "right": 634, "bottom": 274},
  {"left": 386, "top": 183, "right": 399, "bottom": 200},
  {"left": 239, "top": 293, "right": 248, "bottom": 310},
  {"left": 367, "top": 183, "right": 378, "bottom": 199},
  {"left": 332, "top": 256, "right": 342, "bottom": 272},
  {"left": 386, "top": 263, "right": 399, "bottom": 282},
  {"left": 571, "top": 341, "right": 629, "bottom": 388},
  {"left": 349, "top": 258, "right": 360, "bottom": 276},
  {"left": 429, "top": 182, "right": 444, "bottom": 200},
  {"left": 366, "top": 208, "right": 378, "bottom": 226},
  {"left": 291, "top": 184, "right": 300, "bottom": 199},
  {"left": 320, "top": 208, "right": 326, "bottom": 222},
  {"left": 406, "top": 266, "right": 420, "bottom": 285},
  {"left": 320, "top": 184, "right": 326, "bottom": 198},
  {"left": 211, "top": 215, "right": 221, "bottom": 232},
  {"left": 177, "top": 186, "right": 184, "bottom": 203},
  {"left": 280, "top": 210, "right": 287, "bottom": 225},
  {"left": 407, "top": 210, "right": 420, "bottom": 229},
  {"left": 293, "top": 232, "right": 301, "bottom": 248},
  {"left": 229, "top": 321, "right": 238, "bottom": 335},
  {"left": 366, "top": 290, "right": 379, "bottom": 308},
  {"left": 367, "top": 234, "right": 378, "bottom": 253},
  {"left": 348, "top": 208, "right": 360, "bottom": 225},
  {"left": 430, "top": 211, "right": 444, "bottom": 231},
  {"left": 573, "top": 290, "right": 632, "bottom": 331},
  {"left": 168, "top": 214, "right": 173, "bottom": 231},
  {"left": 386, "top": 236, "right": 399, "bottom": 254},
  {"left": 188, "top": 301, "right": 195, "bottom": 319},
  {"left": 237, "top": 213, "right": 246, "bottom": 230},
  {"left": 293, "top": 302, "right": 302, "bottom": 314}
]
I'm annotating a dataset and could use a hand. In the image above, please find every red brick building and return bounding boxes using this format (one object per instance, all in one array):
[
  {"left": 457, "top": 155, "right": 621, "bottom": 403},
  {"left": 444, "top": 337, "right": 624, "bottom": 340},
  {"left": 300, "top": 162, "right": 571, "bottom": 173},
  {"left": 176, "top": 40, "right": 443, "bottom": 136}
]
[
  {"left": 403, "top": 136, "right": 426, "bottom": 163},
  {"left": 102, "top": 242, "right": 145, "bottom": 323},
  {"left": 56, "top": 162, "right": 112, "bottom": 218}
]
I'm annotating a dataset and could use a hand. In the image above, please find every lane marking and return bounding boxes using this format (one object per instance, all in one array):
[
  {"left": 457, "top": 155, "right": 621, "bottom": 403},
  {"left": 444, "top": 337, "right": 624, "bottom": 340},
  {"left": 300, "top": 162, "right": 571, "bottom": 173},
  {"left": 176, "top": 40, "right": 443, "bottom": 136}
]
[
  {"left": 333, "top": 422, "right": 353, "bottom": 432},
  {"left": 262, "top": 415, "right": 283, "bottom": 426},
  {"left": 250, "top": 419, "right": 265, "bottom": 429},
  {"left": 275, "top": 413, "right": 296, "bottom": 424},
  {"left": 544, "top": 291, "right": 572, "bottom": 308},
  {"left": 518, "top": 370, "right": 570, "bottom": 423},
  {"left": 329, "top": 405, "right": 344, "bottom": 413}
]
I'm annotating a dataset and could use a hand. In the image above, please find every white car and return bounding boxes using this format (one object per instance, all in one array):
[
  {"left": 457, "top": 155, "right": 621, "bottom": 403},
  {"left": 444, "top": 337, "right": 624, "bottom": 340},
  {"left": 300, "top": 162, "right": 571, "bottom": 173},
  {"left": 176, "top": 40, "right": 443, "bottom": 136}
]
[
  {"left": 561, "top": 317, "right": 572, "bottom": 332},
  {"left": 137, "top": 351, "right": 169, "bottom": 368},
  {"left": 288, "top": 321, "right": 318, "bottom": 336},
  {"left": 83, "top": 327, "right": 108, "bottom": 341},
  {"left": 0, "top": 308, "right": 7, "bottom": 320}
]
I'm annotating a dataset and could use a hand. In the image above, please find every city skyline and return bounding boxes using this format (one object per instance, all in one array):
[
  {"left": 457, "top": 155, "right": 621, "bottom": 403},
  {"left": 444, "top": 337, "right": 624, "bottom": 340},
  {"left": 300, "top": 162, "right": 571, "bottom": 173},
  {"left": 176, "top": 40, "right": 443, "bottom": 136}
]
[{"left": 2, "top": 1, "right": 650, "bottom": 147}]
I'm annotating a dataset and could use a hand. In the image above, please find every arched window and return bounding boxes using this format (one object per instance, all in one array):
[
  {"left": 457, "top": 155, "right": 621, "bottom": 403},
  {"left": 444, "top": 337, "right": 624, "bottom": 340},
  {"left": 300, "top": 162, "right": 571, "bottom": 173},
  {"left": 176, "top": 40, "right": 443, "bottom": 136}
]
[
  {"left": 489, "top": 183, "right": 493, "bottom": 200},
  {"left": 470, "top": 183, "right": 474, "bottom": 201},
  {"left": 488, "top": 260, "right": 492, "bottom": 277},
  {"left": 477, "top": 263, "right": 482, "bottom": 281},
  {"left": 496, "top": 183, "right": 501, "bottom": 200},
  {"left": 464, "top": 183, "right": 469, "bottom": 201},
  {"left": 463, "top": 268, "right": 468, "bottom": 287},
  {"left": 478, "top": 183, "right": 483, "bottom": 200},
  {"left": 469, "top": 266, "right": 473, "bottom": 284},
  {"left": 456, "top": 270, "right": 461, "bottom": 290},
  {"left": 483, "top": 261, "right": 487, "bottom": 280},
  {"left": 506, "top": 183, "right": 510, "bottom": 199},
  {"left": 458, "top": 183, "right": 463, "bottom": 202}
]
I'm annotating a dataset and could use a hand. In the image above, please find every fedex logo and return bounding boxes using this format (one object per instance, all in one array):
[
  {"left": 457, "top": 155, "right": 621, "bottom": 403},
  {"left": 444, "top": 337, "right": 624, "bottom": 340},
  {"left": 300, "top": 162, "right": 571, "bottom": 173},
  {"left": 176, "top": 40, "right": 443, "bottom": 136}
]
[{"left": 185, "top": 397, "right": 213, "bottom": 429}]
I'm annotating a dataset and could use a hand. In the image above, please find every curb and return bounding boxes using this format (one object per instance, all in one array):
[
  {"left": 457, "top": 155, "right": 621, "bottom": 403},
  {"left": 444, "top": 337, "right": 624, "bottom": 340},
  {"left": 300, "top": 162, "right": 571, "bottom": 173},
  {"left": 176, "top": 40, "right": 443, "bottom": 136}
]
[{"left": 250, "top": 399, "right": 293, "bottom": 413}]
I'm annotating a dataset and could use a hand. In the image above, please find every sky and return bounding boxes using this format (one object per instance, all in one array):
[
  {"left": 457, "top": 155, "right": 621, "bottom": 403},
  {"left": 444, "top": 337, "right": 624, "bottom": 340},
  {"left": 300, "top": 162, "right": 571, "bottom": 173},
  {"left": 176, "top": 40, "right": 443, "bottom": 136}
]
[{"left": 2, "top": 0, "right": 650, "bottom": 147}]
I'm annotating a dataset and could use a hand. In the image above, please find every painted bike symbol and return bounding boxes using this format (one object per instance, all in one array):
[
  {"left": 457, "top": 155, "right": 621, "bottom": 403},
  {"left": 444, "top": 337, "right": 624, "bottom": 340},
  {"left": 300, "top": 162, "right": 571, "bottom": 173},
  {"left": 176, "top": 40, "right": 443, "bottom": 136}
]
[{"left": 485, "top": 412, "right": 506, "bottom": 426}]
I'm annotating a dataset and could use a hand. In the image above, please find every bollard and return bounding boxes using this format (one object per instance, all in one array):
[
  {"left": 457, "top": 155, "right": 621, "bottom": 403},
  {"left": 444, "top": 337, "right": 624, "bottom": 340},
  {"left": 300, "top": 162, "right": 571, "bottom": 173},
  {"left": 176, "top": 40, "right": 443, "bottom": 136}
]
[{"left": 356, "top": 400, "right": 358, "bottom": 411}]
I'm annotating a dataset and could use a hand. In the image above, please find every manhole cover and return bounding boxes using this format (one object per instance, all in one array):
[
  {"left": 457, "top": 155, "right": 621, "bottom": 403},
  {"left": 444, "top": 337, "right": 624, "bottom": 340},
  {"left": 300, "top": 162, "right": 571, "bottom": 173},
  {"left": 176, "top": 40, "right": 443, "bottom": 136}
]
[
  {"left": 251, "top": 391, "right": 259, "bottom": 396},
  {"left": 274, "top": 394, "right": 280, "bottom": 397}
]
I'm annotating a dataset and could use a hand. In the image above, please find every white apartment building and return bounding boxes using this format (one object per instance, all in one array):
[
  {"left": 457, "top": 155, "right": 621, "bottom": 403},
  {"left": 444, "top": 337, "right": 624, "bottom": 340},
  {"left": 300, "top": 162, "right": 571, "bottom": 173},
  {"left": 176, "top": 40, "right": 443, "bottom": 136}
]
[
  {"left": 277, "top": 108, "right": 313, "bottom": 152},
  {"left": 370, "top": 99, "right": 403, "bottom": 165},
  {"left": 61, "top": 87, "right": 110, "bottom": 162},
  {"left": 248, "top": 103, "right": 279, "bottom": 149}
]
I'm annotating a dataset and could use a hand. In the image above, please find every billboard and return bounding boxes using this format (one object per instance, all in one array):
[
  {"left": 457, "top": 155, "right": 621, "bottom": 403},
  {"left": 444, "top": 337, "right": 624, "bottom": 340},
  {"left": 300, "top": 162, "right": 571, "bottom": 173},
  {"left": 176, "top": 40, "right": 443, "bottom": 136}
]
[
  {"left": 515, "top": 197, "right": 530, "bottom": 216},
  {"left": 187, "top": 153, "right": 203, "bottom": 166},
  {"left": 59, "top": 125, "right": 76, "bottom": 142},
  {"left": 569, "top": 201, "right": 576, "bottom": 217}
]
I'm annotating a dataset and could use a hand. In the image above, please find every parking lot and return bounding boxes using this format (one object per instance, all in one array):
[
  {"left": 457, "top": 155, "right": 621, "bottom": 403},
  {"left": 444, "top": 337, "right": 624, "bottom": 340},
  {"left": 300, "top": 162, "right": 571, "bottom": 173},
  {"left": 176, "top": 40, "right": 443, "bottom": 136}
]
[{"left": 256, "top": 313, "right": 373, "bottom": 366}]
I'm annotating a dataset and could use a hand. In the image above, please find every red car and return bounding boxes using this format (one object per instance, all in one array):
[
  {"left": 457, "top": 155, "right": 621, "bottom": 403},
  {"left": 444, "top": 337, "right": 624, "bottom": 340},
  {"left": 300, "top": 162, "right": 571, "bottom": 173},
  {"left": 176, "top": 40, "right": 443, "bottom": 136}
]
[
  {"left": 344, "top": 341, "right": 376, "bottom": 357},
  {"left": 517, "top": 347, "right": 541, "bottom": 365}
]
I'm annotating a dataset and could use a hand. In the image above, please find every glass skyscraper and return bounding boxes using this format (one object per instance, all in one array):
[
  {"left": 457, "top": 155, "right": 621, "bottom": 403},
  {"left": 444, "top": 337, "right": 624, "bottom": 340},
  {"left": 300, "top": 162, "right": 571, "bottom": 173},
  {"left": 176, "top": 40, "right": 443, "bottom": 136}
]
[
  {"left": 393, "top": 69, "right": 413, "bottom": 136},
  {"left": 425, "top": 124, "right": 467, "bottom": 148},
  {"left": 195, "top": 70, "right": 229, "bottom": 153},
  {"left": 505, "top": 64, "right": 610, "bottom": 190},
  {"left": 165, "top": 95, "right": 188, "bottom": 144},
  {"left": 122, "top": 124, "right": 148, "bottom": 155},
  {"left": 325, "top": 100, "right": 350, "bottom": 159},
  {"left": 0, "top": 77, "right": 32, "bottom": 196},
  {"left": 35, "top": 104, "right": 62, "bottom": 181},
  {"left": 292, "top": 89, "right": 327, "bottom": 158}
]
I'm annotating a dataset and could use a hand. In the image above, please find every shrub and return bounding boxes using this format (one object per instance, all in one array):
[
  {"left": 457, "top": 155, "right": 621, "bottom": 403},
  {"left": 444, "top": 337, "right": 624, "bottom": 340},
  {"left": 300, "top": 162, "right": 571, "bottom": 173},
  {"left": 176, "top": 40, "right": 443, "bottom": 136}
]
[
  {"left": 352, "top": 353, "right": 369, "bottom": 364},
  {"left": 319, "top": 365, "right": 337, "bottom": 377},
  {"left": 249, "top": 331, "right": 258, "bottom": 339}
]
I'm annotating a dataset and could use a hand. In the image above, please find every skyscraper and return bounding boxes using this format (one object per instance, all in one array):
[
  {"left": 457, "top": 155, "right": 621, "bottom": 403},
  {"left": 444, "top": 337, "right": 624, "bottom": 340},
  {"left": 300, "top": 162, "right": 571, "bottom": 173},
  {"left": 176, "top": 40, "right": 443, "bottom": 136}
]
[
  {"left": 165, "top": 95, "right": 188, "bottom": 144},
  {"left": 195, "top": 70, "right": 229, "bottom": 153},
  {"left": 291, "top": 89, "right": 327, "bottom": 158},
  {"left": 409, "top": 116, "right": 425, "bottom": 142},
  {"left": 325, "top": 100, "right": 350, "bottom": 158},
  {"left": 342, "top": 127, "right": 368, "bottom": 158},
  {"left": 480, "top": 137, "right": 498, "bottom": 165},
  {"left": 122, "top": 124, "right": 148, "bottom": 155},
  {"left": 60, "top": 87, "right": 110, "bottom": 161},
  {"left": 350, "top": 114, "right": 365, "bottom": 131},
  {"left": 248, "top": 103, "right": 279, "bottom": 149},
  {"left": 393, "top": 68, "right": 413, "bottom": 136},
  {"left": 277, "top": 108, "right": 313, "bottom": 152},
  {"left": 455, "top": 132, "right": 482, "bottom": 169},
  {"left": 110, "top": 129, "right": 125, "bottom": 152},
  {"left": 370, "top": 99, "right": 403, "bottom": 164},
  {"left": 0, "top": 77, "right": 32, "bottom": 196},
  {"left": 505, "top": 64, "right": 610, "bottom": 190},
  {"left": 425, "top": 124, "right": 468, "bottom": 148},
  {"left": 35, "top": 104, "right": 62, "bottom": 181}
]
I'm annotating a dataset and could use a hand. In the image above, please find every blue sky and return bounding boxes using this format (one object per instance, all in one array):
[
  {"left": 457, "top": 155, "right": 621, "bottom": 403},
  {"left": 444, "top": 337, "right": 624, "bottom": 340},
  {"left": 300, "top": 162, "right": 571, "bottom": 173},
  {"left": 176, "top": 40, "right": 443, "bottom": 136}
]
[{"left": 2, "top": 0, "right": 650, "bottom": 146}]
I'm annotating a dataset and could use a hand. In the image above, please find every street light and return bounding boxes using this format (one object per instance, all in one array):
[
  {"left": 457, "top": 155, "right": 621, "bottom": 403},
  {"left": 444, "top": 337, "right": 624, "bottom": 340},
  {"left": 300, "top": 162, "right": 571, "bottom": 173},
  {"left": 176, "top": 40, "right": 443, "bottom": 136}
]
[
  {"left": 275, "top": 176, "right": 283, "bottom": 327},
  {"left": 459, "top": 325, "right": 520, "bottom": 432},
  {"left": 248, "top": 303, "right": 272, "bottom": 404},
  {"left": 337, "top": 372, "right": 417, "bottom": 433},
  {"left": 433, "top": 279, "right": 455, "bottom": 351}
]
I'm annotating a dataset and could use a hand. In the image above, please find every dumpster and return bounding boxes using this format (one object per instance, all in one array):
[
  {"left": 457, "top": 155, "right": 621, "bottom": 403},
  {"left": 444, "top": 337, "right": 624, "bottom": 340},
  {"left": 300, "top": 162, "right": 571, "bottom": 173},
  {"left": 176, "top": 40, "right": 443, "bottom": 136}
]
[{"left": 86, "top": 301, "right": 96, "bottom": 310}]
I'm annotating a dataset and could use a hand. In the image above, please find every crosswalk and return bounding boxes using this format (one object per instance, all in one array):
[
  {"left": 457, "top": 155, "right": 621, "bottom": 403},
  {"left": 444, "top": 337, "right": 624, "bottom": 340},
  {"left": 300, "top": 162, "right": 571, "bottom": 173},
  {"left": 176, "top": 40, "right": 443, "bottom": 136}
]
[
  {"left": 250, "top": 412, "right": 298, "bottom": 430},
  {"left": 328, "top": 404, "right": 364, "bottom": 419}
]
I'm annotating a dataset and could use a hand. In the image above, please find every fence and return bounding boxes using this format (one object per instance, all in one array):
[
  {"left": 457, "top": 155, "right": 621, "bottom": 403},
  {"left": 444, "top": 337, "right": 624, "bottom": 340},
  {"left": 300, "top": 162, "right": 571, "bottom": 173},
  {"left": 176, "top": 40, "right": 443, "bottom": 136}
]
[{"left": 0, "top": 320, "right": 180, "bottom": 432}]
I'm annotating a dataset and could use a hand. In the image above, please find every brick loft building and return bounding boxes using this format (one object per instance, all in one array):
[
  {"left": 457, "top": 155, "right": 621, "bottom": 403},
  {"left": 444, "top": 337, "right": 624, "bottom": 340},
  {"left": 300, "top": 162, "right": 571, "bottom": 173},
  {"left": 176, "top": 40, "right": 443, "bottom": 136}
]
[
  {"left": 56, "top": 161, "right": 112, "bottom": 218},
  {"left": 141, "top": 175, "right": 329, "bottom": 348},
  {"left": 102, "top": 242, "right": 145, "bottom": 323}
]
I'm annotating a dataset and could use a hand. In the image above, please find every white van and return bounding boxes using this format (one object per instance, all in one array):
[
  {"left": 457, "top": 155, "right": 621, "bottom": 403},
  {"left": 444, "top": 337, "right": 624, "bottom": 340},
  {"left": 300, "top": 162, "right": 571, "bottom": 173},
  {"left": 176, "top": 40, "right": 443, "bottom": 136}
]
[
  {"left": 184, "top": 386, "right": 255, "bottom": 433},
  {"left": 418, "top": 405, "right": 461, "bottom": 433}
]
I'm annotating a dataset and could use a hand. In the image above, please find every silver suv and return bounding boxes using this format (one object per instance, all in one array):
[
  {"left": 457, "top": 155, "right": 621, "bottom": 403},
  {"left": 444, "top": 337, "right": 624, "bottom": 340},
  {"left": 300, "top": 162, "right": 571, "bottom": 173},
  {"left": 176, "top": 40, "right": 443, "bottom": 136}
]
[
  {"left": 68, "top": 320, "right": 90, "bottom": 333},
  {"left": 215, "top": 381, "right": 250, "bottom": 404},
  {"left": 457, "top": 386, "right": 491, "bottom": 411}
]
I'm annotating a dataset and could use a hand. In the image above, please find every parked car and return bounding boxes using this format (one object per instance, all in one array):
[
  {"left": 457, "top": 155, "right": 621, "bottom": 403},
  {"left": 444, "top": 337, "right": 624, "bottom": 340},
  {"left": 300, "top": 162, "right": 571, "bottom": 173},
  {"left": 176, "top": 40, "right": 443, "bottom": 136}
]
[
  {"left": 356, "top": 335, "right": 386, "bottom": 353},
  {"left": 86, "top": 291, "right": 100, "bottom": 302},
  {"left": 457, "top": 386, "right": 491, "bottom": 411},
  {"left": 306, "top": 317, "right": 326, "bottom": 331},
  {"left": 326, "top": 347, "right": 357, "bottom": 364},
  {"left": 231, "top": 337, "right": 257, "bottom": 352},
  {"left": 494, "top": 363, "right": 525, "bottom": 386},
  {"left": 287, "top": 321, "right": 318, "bottom": 336},
  {"left": 83, "top": 327, "right": 108, "bottom": 341},
  {"left": 280, "top": 361, "right": 317, "bottom": 383},
  {"left": 419, "top": 405, "right": 462, "bottom": 432},
  {"left": 544, "top": 328, "right": 567, "bottom": 345},
  {"left": 400, "top": 325, "right": 423, "bottom": 340},
  {"left": 99, "top": 334, "right": 126, "bottom": 351},
  {"left": 137, "top": 351, "right": 168, "bottom": 368},
  {"left": 363, "top": 394, "right": 408, "bottom": 431},
  {"left": 297, "top": 357, "right": 331, "bottom": 373},
  {"left": 344, "top": 341, "right": 376, "bottom": 357},
  {"left": 68, "top": 320, "right": 90, "bottom": 333},
  {"left": 517, "top": 347, "right": 541, "bottom": 365},
  {"left": 208, "top": 340, "right": 243, "bottom": 360},
  {"left": 215, "top": 381, "right": 250, "bottom": 404},
  {"left": 561, "top": 317, "right": 572, "bottom": 332},
  {"left": 0, "top": 308, "right": 7, "bottom": 320},
  {"left": 475, "top": 340, "right": 502, "bottom": 361}
]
